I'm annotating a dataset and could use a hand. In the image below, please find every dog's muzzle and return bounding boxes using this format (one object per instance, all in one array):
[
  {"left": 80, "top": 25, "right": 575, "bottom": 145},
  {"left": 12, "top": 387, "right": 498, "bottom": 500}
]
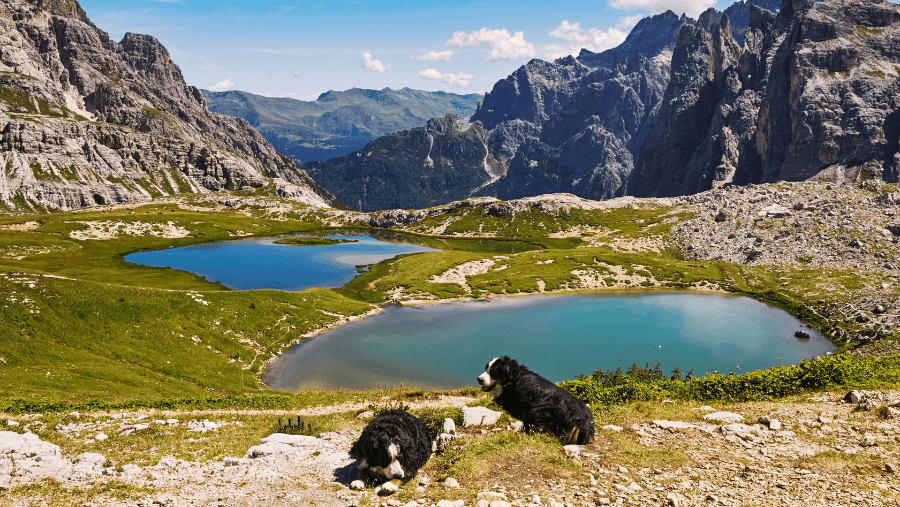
[{"left": 477, "top": 371, "right": 495, "bottom": 391}]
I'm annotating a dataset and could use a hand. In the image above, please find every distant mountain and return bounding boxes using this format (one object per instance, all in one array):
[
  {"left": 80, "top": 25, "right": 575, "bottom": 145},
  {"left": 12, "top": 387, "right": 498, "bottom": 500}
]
[
  {"left": 0, "top": 0, "right": 344, "bottom": 212},
  {"left": 304, "top": 0, "right": 782, "bottom": 212},
  {"left": 202, "top": 88, "right": 482, "bottom": 164},
  {"left": 305, "top": 115, "right": 501, "bottom": 212},
  {"left": 304, "top": 9, "right": 687, "bottom": 211}
]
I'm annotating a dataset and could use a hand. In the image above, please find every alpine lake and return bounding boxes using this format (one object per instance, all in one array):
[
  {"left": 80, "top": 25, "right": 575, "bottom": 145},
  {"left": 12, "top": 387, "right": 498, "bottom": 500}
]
[{"left": 126, "top": 231, "right": 835, "bottom": 391}]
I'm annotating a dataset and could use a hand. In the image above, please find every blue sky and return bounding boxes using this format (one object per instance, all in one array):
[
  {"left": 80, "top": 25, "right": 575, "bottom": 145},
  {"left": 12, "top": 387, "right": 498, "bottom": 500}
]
[{"left": 79, "top": 0, "right": 740, "bottom": 100}]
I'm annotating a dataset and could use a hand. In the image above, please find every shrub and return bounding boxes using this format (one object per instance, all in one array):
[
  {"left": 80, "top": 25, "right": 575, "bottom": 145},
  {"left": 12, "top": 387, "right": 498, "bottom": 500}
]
[{"left": 558, "top": 354, "right": 900, "bottom": 404}]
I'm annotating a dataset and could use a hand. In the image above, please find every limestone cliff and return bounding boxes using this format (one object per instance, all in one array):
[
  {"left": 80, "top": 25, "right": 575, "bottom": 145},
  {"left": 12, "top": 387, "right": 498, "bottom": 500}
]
[
  {"left": 305, "top": 0, "right": 780, "bottom": 211},
  {"left": 630, "top": 0, "right": 900, "bottom": 197},
  {"left": 0, "top": 0, "right": 345, "bottom": 212}
]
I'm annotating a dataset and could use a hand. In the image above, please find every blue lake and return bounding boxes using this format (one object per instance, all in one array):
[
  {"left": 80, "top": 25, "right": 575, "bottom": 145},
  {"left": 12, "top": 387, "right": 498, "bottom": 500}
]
[
  {"left": 124, "top": 234, "right": 438, "bottom": 291},
  {"left": 265, "top": 292, "right": 835, "bottom": 391}
]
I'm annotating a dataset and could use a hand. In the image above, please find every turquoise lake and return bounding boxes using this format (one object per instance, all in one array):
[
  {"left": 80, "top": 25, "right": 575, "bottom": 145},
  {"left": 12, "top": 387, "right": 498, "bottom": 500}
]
[
  {"left": 265, "top": 292, "right": 834, "bottom": 391},
  {"left": 124, "top": 233, "right": 438, "bottom": 291}
]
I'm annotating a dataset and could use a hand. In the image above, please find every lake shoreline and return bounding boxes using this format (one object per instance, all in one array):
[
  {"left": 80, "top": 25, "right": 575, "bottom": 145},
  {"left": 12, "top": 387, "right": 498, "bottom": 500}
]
[{"left": 260, "top": 287, "right": 835, "bottom": 392}]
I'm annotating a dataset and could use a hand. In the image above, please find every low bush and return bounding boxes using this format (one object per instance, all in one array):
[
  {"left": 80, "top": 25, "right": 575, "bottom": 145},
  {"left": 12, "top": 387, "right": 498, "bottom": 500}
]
[{"left": 559, "top": 354, "right": 900, "bottom": 404}]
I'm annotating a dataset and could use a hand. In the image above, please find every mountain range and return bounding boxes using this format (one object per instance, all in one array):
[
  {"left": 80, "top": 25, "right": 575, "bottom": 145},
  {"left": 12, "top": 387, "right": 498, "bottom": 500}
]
[
  {"left": 304, "top": 0, "right": 792, "bottom": 212},
  {"left": 0, "top": 0, "right": 344, "bottom": 212},
  {"left": 202, "top": 88, "right": 482, "bottom": 165}
]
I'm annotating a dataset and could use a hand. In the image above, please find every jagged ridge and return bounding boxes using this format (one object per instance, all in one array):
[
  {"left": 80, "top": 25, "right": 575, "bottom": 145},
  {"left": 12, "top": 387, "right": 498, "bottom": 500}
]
[
  {"left": 0, "top": 0, "right": 345, "bottom": 212},
  {"left": 630, "top": 0, "right": 900, "bottom": 197}
]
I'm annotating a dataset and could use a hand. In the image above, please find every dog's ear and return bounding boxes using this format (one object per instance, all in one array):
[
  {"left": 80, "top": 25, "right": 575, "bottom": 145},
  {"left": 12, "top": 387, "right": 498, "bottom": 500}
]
[{"left": 494, "top": 356, "right": 519, "bottom": 384}]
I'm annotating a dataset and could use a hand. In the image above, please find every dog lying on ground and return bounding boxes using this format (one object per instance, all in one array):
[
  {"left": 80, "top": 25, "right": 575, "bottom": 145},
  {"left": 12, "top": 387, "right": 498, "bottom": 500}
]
[
  {"left": 349, "top": 409, "right": 433, "bottom": 491},
  {"left": 477, "top": 355, "right": 594, "bottom": 445}
]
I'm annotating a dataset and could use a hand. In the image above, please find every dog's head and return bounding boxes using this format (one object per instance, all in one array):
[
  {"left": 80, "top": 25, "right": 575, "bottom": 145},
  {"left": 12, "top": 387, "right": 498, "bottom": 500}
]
[
  {"left": 477, "top": 356, "right": 518, "bottom": 397},
  {"left": 360, "top": 434, "right": 405, "bottom": 479}
]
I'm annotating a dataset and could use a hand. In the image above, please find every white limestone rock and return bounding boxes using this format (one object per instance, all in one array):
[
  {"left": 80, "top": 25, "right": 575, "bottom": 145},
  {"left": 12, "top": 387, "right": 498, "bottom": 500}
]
[
  {"left": 462, "top": 406, "right": 502, "bottom": 427},
  {"left": 703, "top": 412, "right": 743, "bottom": 423}
]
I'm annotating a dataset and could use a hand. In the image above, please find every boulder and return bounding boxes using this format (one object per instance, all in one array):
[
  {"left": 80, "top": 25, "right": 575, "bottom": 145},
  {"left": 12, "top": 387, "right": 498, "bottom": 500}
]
[
  {"left": 462, "top": 406, "right": 502, "bottom": 427},
  {"left": 652, "top": 420, "right": 697, "bottom": 432},
  {"left": 443, "top": 418, "right": 456, "bottom": 435},
  {"left": 69, "top": 452, "right": 106, "bottom": 481},
  {"left": 703, "top": 412, "right": 743, "bottom": 423}
]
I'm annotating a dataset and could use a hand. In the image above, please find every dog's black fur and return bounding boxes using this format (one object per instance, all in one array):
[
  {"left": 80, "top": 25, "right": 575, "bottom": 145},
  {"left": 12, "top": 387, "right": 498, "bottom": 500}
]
[
  {"left": 350, "top": 409, "right": 433, "bottom": 482},
  {"left": 477, "top": 356, "right": 594, "bottom": 445}
]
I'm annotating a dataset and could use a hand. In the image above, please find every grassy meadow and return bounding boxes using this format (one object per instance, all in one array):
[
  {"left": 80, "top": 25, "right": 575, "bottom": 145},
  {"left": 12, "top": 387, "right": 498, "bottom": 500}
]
[{"left": 0, "top": 192, "right": 894, "bottom": 410}]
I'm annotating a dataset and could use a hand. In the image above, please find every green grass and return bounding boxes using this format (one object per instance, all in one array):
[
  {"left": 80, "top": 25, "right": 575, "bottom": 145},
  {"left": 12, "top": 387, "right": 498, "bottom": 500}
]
[
  {"left": 0, "top": 194, "right": 897, "bottom": 404},
  {"left": 855, "top": 25, "right": 883, "bottom": 38},
  {"left": 0, "top": 273, "right": 372, "bottom": 400}
]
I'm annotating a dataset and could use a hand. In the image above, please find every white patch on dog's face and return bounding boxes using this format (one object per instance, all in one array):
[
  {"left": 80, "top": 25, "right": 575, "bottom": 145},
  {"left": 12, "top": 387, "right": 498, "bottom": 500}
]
[
  {"left": 388, "top": 443, "right": 399, "bottom": 460},
  {"left": 386, "top": 458, "right": 404, "bottom": 479},
  {"left": 370, "top": 443, "right": 404, "bottom": 479},
  {"left": 477, "top": 357, "right": 499, "bottom": 391}
]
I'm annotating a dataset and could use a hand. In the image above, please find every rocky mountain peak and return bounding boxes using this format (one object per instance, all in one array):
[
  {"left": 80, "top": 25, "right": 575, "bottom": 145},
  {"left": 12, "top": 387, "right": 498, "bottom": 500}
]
[
  {"left": 25, "top": 0, "right": 88, "bottom": 23},
  {"left": 577, "top": 10, "right": 694, "bottom": 69},
  {"left": 0, "top": 0, "right": 344, "bottom": 212},
  {"left": 630, "top": 0, "right": 900, "bottom": 197}
]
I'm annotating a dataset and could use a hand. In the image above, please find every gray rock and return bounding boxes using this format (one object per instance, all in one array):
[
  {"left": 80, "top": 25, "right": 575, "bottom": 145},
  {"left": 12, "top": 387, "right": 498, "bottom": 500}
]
[
  {"left": 442, "top": 477, "right": 460, "bottom": 488},
  {"left": 845, "top": 391, "right": 865, "bottom": 404},
  {"left": 443, "top": 418, "right": 456, "bottom": 435},
  {"left": 461, "top": 406, "right": 502, "bottom": 428},
  {"left": 652, "top": 420, "right": 697, "bottom": 432},
  {"left": 0, "top": 431, "right": 61, "bottom": 459},
  {"left": 435, "top": 432, "right": 457, "bottom": 450},
  {"left": 703, "top": 411, "right": 744, "bottom": 423},
  {"left": 795, "top": 330, "right": 811, "bottom": 339},
  {"left": 69, "top": 452, "right": 105, "bottom": 481}
]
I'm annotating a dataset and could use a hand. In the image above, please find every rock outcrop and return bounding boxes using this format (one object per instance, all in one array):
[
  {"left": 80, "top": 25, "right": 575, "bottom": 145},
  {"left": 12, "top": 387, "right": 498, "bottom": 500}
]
[
  {"left": 631, "top": 0, "right": 900, "bottom": 197},
  {"left": 0, "top": 0, "right": 344, "bottom": 212}
]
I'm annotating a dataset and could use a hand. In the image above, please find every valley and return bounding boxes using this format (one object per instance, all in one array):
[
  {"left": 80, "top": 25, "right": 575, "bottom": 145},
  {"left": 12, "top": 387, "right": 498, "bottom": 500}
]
[{"left": 0, "top": 0, "right": 899, "bottom": 504}]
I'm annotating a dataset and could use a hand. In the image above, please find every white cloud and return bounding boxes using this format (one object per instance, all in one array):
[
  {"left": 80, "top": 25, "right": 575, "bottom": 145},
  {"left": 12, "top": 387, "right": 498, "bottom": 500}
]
[
  {"left": 210, "top": 78, "right": 234, "bottom": 92},
  {"left": 414, "top": 50, "right": 454, "bottom": 62},
  {"left": 362, "top": 51, "right": 392, "bottom": 73},
  {"left": 445, "top": 28, "right": 535, "bottom": 61},
  {"left": 416, "top": 69, "right": 474, "bottom": 87},
  {"left": 542, "top": 20, "right": 628, "bottom": 60},
  {"left": 293, "top": 70, "right": 303, "bottom": 77},
  {"left": 608, "top": 0, "right": 717, "bottom": 18},
  {"left": 617, "top": 14, "right": 644, "bottom": 29}
]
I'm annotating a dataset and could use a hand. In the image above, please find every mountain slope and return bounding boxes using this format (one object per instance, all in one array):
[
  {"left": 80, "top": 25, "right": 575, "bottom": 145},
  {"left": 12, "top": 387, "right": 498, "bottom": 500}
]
[
  {"left": 630, "top": 0, "right": 900, "bottom": 197},
  {"left": 202, "top": 88, "right": 482, "bottom": 164},
  {"left": 0, "top": 0, "right": 344, "bottom": 212},
  {"left": 304, "top": 0, "right": 782, "bottom": 212},
  {"left": 305, "top": 115, "right": 502, "bottom": 212}
]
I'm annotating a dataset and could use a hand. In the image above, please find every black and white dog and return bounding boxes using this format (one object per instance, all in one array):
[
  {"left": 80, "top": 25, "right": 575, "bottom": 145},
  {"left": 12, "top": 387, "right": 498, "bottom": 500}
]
[
  {"left": 477, "top": 356, "right": 594, "bottom": 445},
  {"left": 350, "top": 409, "right": 433, "bottom": 490}
]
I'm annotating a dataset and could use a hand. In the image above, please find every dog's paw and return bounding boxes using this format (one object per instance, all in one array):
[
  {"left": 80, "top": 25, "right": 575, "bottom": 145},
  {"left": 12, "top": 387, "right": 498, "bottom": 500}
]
[
  {"left": 380, "top": 481, "right": 399, "bottom": 494},
  {"left": 350, "top": 480, "right": 365, "bottom": 490}
]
